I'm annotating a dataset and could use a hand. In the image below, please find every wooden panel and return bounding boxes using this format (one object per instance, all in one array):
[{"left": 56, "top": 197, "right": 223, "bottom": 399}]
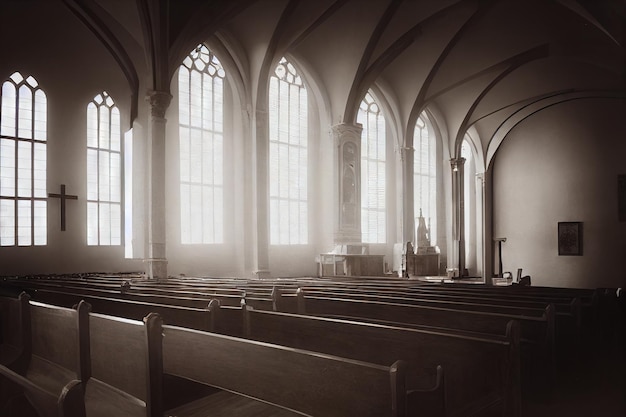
[
  {"left": 29, "top": 302, "right": 79, "bottom": 374},
  {"left": 88, "top": 313, "right": 149, "bottom": 401},
  {"left": 245, "top": 308, "right": 520, "bottom": 417},
  {"left": 162, "top": 325, "right": 404, "bottom": 417}
]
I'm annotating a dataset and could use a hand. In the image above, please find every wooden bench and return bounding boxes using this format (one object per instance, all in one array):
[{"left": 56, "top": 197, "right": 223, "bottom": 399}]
[
  {"left": 0, "top": 292, "right": 30, "bottom": 370},
  {"left": 161, "top": 321, "right": 411, "bottom": 417},
  {"left": 0, "top": 300, "right": 89, "bottom": 417},
  {"left": 25, "top": 288, "right": 215, "bottom": 332},
  {"left": 279, "top": 289, "right": 556, "bottom": 401},
  {"left": 238, "top": 303, "right": 521, "bottom": 417}
]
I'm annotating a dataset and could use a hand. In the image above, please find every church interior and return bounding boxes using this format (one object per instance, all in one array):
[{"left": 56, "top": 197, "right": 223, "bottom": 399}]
[{"left": 0, "top": 0, "right": 625, "bottom": 416}]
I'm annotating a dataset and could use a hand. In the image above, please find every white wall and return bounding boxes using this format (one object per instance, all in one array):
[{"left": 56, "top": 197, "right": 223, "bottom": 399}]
[{"left": 493, "top": 98, "right": 626, "bottom": 289}]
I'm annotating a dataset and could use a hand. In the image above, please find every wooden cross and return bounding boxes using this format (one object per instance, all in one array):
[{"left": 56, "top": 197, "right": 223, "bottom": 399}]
[{"left": 48, "top": 184, "right": 78, "bottom": 231}]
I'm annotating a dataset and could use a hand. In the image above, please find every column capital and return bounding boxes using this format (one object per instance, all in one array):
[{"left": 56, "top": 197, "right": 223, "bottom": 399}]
[
  {"left": 331, "top": 122, "right": 363, "bottom": 145},
  {"left": 450, "top": 157, "right": 466, "bottom": 171},
  {"left": 399, "top": 146, "right": 414, "bottom": 162},
  {"left": 146, "top": 90, "right": 172, "bottom": 118}
]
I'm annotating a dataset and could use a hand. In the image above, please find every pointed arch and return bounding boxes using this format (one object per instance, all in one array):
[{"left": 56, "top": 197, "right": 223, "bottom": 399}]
[
  {"left": 269, "top": 56, "right": 308, "bottom": 245},
  {"left": 178, "top": 43, "right": 226, "bottom": 244},
  {"left": 358, "top": 90, "right": 386, "bottom": 244},
  {"left": 0, "top": 72, "right": 47, "bottom": 246},
  {"left": 87, "top": 91, "right": 122, "bottom": 246},
  {"left": 414, "top": 111, "right": 437, "bottom": 246}
]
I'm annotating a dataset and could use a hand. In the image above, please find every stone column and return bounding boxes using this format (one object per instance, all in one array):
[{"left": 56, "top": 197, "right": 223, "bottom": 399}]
[
  {"left": 254, "top": 108, "right": 271, "bottom": 279},
  {"left": 332, "top": 123, "right": 363, "bottom": 244},
  {"left": 450, "top": 157, "right": 466, "bottom": 277},
  {"left": 145, "top": 90, "right": 171, "bottom": 280},
  {"left": 481, "top": 170, "right": 494, "bottom": 285},
  {"left": 400, "top": 147, "right": 415, "bottom": 245}
]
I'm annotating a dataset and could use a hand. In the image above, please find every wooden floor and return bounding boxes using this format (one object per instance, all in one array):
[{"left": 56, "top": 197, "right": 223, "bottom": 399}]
[{"left": 166, "top": 390, "right": 303, "bottom": 417}]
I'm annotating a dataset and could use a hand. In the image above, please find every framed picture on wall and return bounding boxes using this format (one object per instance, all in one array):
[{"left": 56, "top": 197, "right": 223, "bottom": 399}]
[{"left": 558, "top": 222, "right": 583, "bottom": 256}]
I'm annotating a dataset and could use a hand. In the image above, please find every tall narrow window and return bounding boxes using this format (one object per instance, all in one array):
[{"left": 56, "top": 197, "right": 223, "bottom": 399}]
[
  {"left": 87, "top": 91, "right": 121, "bottom": 245},
  {"left": 414, "top": 112, "right": 436, "bottom": 245},
  {"left": 0, "top": 72, "right": 47, "bottom": 246},
  {"left": 179, "top": 44, "right": 224, "bottom": 244},
  {"left": 269, "top": 57, "right": 308, "bottom": 245},
  {"left": 358, "top": 91, "right": 386, "bottom": 244}
]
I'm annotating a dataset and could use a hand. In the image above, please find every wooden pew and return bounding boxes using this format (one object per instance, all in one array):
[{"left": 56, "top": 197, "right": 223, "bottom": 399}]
[
  {"left": 0, "top": 292, "right": 30, "bottom": 369},
  {"left": 83, "top": 311, "right": 163, "bottom": 417},
  {"left": 237, "top": 303, "right": 521, "bottom": 417},
  {"left": 279, "top": 289, "right": 555, "bottom": 402},
  {"left": 161, "top": 320, "right": 411, "bottom": 417},
  {"left": 24, "top": 288, "right": 215, "bottom": 332},
  {"left": 0, "top": 300, "right": 89, "bottom": 417}
]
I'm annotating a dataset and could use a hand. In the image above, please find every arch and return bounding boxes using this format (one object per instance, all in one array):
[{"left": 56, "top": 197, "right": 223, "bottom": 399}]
[
  {"left": 268, "top": 56, "right": 309, "bottom": 245},
  {"left": 486, "top": 90, "right": 626, "bottom": 169},
  {"left": 0, "top": 72, "right": 47, "bottom": 246},
  {"left": 86, "top": 91, "right": 122, "bottom": 246}
]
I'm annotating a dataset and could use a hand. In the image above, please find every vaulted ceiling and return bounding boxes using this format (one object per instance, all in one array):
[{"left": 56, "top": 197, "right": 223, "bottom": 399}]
[{"left": 13, "top": 0, "right": 626, "bottom": 167}]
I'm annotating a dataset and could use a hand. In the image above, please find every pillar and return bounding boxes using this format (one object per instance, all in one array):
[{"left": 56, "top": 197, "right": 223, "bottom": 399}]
[
  {"left": 479, "top": 171, "right": 494, "bottom": 284},
  {"left": 401, "top": 147, "right": 415, "bottom": 245},
  {"left": 332, "top": 123, "right": 363, "bottom": 244},
  {"left": 450, "top": 157, "right": 466, "bottom": 277},
  {"left": 253, "top": 108, "right": 271, "bottom": 278},
  {"left": 145, "top": 90, "right": 171, "bottom": 280}
]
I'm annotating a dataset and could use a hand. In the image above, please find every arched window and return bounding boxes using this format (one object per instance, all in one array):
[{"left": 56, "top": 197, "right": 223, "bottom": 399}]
[
  {"left": 358, "top": 91, "right": 386, "bottom": 244},
  {"left": 179, "top": 44, "right": 225, "bottom": 244},
  {"left": 269, "top": 57, "right": 308, "bottom": 245},
  {"left": 0, "top": 72, "right": 47, "bottom": 246},
  {"left": 87, "top": 91, "right": 121, "bottom": 245},
  {"left": 414, "top": 112, "right": 436, "bottom": 245}
]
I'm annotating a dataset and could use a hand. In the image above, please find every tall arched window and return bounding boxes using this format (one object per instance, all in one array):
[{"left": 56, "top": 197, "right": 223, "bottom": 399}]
[
  {"left": 414, "top": 112, "right": 436, "bottom": 245},
  {"left": 0, "top": 72, "right": 47, "bottom": 246},
  {"left": 179, "top": 44, "right": 225, "bottom": 244},
  {"left": 87, "top": 91, "right": 122, "bottom": 245},
  {"left": 269, "top": 57, "right": 308, "bottom": 245},
  {"left": 358, "top": 91, "right": 386, "bottom": 244}
]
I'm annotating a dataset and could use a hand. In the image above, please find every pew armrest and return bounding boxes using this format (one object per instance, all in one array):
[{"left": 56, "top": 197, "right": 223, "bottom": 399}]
[
  {"left": 0, "top": 363, "right": 85, "bottom": 417},
  {"left": 407, "top": 365, "right": 445, "bottom": 417}
]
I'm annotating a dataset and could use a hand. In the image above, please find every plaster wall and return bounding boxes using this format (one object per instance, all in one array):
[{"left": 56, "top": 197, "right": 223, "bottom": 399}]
[{"left": 493, "top": 98, "right": 626, "bottom": 289}]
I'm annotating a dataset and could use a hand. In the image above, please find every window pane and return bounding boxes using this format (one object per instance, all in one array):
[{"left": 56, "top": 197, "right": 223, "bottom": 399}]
[
  {"left": 1, "top": 139, "right": 16, "bottom": 197},
  {"left": 358, "top": 91, "right": 386, "bottom": 244},
  {"left": 87, "top": 92, "right": 122, "bottom": 245},
  {"left": 179, "top": 44, "right": 225, "bottom": 244},
  {"left": 1, "top": 82, "right": 16, "bottom": 137},
  {"left": 0, "top": 199, "right": 15, "bottom": 246},
  {"left": 17, "top": 85, "right": 32, "bottom": 139},
  {"left": 269, "top": 57, "right": 308, "bottom": 244},
  {"left": 1, "top": 73, "right": 46, "bottom": 247},
  {"left": 17, "top": 200, "right": 31, "bottom": 246}
]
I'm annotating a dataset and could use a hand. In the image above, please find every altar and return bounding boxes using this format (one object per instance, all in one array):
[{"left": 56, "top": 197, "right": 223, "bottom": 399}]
[
  {"left": 317, "top": 244, "right": 385, "bottom": 277},
  {"left": 318, "top": 253, "right": 385, "bottom": 277}
]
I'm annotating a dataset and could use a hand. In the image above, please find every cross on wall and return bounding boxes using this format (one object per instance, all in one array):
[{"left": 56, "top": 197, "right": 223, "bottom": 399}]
[{"left": 48, "top": 184, "right": 78, "bottom": 231}]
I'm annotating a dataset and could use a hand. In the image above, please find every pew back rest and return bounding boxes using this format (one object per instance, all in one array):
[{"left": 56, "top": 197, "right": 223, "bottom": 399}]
[
  {"left": 244, "top": 307, "right": 521, "bottom": 417},
  {"left": 0, "top": 293, "right": 29, "bottom": 366},
  {"left": 162, "top": 325, "right": 406, "bottom": 417},
  {"left": 26, "top": 301, "right": 89, "bottom": 398},
  {"left": 88, "top": 313, "right": 157, "bottom": 402}
]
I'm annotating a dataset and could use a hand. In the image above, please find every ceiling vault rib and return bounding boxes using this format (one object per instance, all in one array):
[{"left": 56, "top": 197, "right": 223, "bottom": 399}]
[
  {"left": 168, "top": 0, "right": 261, "bottom": 77},
  {"left": 289, "top": 0, "right": 351, "bottom": 51},
  {"left": 425, "top": 44, "right": 551, "bottom": 103},
  {"left": 62, "top": 0, "right": 140, "bottom": 122},
  {"left": 343, "top": 0, "right": 404, "bottom": 123},
  {"left": 405, "top": 0, "right": 497, "bottom": 145},
  {"left": 453, "top": 45, "right": 550, "bottom": 157}
]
